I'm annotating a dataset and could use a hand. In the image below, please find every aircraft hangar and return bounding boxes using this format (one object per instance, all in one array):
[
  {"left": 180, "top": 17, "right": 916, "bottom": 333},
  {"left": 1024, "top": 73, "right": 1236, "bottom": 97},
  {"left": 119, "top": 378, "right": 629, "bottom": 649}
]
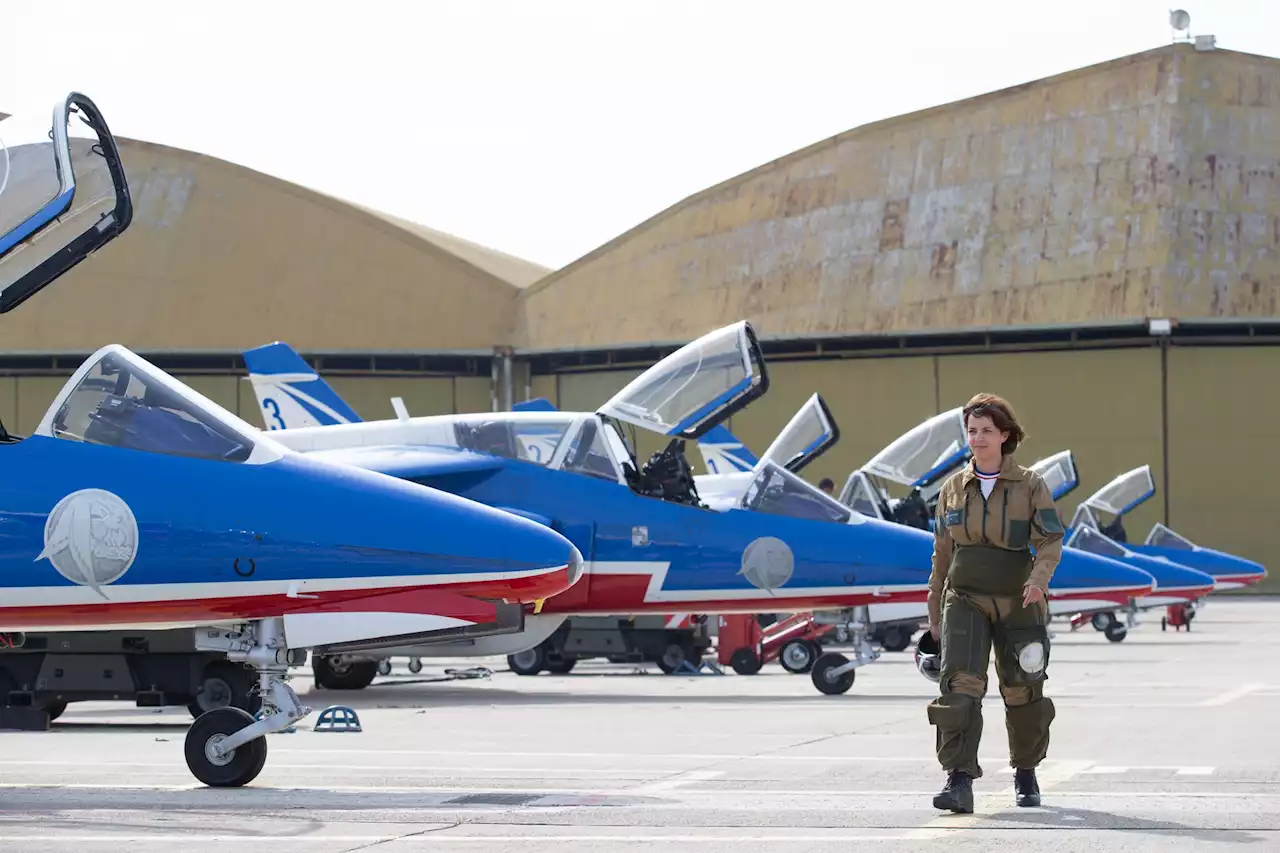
[{"left": 1, "top": 40, "right": 1277, "bottom": 590}]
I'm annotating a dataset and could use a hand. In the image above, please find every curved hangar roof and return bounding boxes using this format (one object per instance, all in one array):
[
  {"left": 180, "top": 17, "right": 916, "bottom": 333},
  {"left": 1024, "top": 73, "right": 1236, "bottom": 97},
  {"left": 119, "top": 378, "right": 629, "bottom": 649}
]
[
  {"left": 0, "top": 133, "right": 549, "bottom": 354},
  {"left": 516, "top": 42, "right": 1280, "bottom": 351}
]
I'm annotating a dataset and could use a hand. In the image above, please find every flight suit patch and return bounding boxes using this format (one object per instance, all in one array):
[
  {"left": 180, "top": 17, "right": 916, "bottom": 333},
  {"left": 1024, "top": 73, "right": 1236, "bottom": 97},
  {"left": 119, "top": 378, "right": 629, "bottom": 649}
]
[
  {"left": 1007, "top": 519, "right": 1031, "bottom": 548},
  {"left": 945, "top": 508, "right": 964, "bottom": 527},
  {"left": 1035, "top": 508, "right": 1064, "bottom": 534}
]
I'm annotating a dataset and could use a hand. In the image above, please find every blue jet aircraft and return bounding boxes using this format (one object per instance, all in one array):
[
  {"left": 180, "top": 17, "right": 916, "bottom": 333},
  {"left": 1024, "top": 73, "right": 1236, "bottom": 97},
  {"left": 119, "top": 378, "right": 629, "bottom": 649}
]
[
  {"left": 243, "top": 326, "right": 963, "bottom": 696},
  {"left": 1058, "top": 460, "right": 1265, "bottom": 638},
  {"left": 1072, "top": 463, "right": 1267, "bottom": 591},
  {"left": 692, "top": 405, "right": 1161, "bottom": 650},
  {"left": 828, "top": 413, "right": 1217, "bottom": 642},
  {"left": 0, "top": 93, "right": 584, "bottom": 788}
]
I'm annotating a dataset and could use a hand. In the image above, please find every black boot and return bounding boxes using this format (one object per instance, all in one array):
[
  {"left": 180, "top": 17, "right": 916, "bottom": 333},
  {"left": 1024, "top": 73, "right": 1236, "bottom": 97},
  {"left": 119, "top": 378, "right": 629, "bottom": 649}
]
[
  {"left": 933, "top": 770, "right": 974, "bottom": 814},
  {"left": 1014, "top": 768, "right": 1041, "bottom": 807}
]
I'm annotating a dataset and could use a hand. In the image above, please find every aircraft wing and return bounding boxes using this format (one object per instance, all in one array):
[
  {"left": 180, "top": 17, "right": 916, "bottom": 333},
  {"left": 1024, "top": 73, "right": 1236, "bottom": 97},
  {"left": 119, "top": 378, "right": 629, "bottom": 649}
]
[
  {"left": 306, "top": 444, "right": 509, "bottom": 481},
  {"left": 0, "top": 93, "right": 132, "bottom": 312}
]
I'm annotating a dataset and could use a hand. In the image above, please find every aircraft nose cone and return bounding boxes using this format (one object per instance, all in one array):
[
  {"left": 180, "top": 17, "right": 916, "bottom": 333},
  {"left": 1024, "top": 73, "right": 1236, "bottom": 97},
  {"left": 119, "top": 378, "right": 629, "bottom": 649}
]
[
  {"left": 1056, "top": 549, "right": 1156, "bottom": 596},
  {"left": 253, "top": 454, "right": 583, "bottom": 603}
]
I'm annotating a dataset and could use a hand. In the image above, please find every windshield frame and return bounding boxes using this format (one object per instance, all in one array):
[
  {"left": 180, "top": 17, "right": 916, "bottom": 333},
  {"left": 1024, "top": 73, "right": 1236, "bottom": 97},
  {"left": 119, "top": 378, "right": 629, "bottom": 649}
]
[
  {"left": 1082, "top": 465, "right": 1156, "bottom": 517},
  {"left": 35, "top": 344, "right": 284, "bottom": 465},
  {"left": 1144, "top": 522, "right": 1198, "bottom": 550},
  {"left": 740, "top": 459, "right": 856, "bottom": 525},
  {"left": 1028, "top": 450, "right": 1080, "bottom": 502},
  {"left": 1066, "top": 523, "right": 1131, "bottom": 559},
  {"left": 756, "top": 392, "right": 839, "bottom": 474}
]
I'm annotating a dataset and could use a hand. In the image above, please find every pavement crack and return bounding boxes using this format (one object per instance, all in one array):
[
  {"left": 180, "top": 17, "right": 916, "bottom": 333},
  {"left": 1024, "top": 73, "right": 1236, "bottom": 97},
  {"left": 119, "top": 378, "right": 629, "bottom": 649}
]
[{"left": 336, "top": 821, "right": 462, "bottom": 852}]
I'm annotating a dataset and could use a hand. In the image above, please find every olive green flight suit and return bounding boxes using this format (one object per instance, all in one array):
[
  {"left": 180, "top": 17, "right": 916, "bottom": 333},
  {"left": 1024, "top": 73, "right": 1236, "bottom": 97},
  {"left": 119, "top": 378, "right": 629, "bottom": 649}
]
[{"left": 926, "top": 453, "right": 1065, "bottom": 779}]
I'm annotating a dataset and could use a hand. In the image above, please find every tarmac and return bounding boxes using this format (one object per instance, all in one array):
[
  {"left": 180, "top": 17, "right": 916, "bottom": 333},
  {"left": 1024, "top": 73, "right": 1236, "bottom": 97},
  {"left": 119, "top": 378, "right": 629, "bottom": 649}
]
[{"left": 1, "top": 598, "right": 1277, "bottom": 852}]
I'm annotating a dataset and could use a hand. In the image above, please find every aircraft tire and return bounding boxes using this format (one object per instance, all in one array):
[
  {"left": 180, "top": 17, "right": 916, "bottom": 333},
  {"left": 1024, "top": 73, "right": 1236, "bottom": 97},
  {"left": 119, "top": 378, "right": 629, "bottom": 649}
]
[
  {"left": 1104, "top": 622, "right": 1128, "bottom": 643},
  {"left": 184, "top": 706, "right": 268, "bottom": 788},
  {"left": 313, "top": 656, "right": 379, "bottom": 690},
  {"left": 729, "top": 647, "right": 763, "bottom": 676},
  {"left": 879, "top": 625, "right": 913, "bottom": 652},
  {"left": 545, "top": 657, "right": 577, "bottom": 674},
  {"left": 188, "top": 661, "right": 262, "bottom": 719},
  {"left": 811, "top": 652, "right": 856, "bottom": 695},
  {"left": 508, "top": 646, "right": 545, "bottom": 676},
  {"left": 657, "top": 643, "right": 696, "bottom": 675},
  {"left": 778, "top": 639, "right": 815, "bottom": 674}
]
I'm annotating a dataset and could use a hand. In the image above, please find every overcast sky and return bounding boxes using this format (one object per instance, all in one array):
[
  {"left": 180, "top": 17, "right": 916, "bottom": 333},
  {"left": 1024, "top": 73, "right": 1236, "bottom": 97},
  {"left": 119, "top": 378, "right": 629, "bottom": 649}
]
[{"left": 2, "top": 1, "right": 1277, "bottom": 270}]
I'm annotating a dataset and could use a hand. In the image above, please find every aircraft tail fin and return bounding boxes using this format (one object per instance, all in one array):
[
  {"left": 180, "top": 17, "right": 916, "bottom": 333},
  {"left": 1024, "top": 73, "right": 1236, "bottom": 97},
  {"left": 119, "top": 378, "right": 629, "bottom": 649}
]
[
  {"left": 243, "top": 342, "right": 363, "bottom": 430},
  {"left": 697, "top": 423, "right": 758, "bottom": 474},
  {"left": 513, "top": 397, "right": 558, "bottom": 413}
]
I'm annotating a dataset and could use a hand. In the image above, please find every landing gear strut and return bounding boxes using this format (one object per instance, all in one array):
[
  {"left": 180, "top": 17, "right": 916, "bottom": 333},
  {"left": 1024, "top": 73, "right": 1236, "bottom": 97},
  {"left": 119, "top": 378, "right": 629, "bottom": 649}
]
[
  {"left": 186, "top": 618, "right": 309, "bottom": 787},
  {"left": 808, "top": 605, "right": 881, "bottom": 695}
]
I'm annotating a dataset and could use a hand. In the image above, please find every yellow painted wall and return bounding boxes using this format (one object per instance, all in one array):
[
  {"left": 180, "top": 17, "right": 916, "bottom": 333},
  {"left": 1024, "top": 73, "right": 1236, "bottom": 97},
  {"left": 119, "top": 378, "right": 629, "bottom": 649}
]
[
  {"left": 528, "top": 374, "right": 559, "bottom": 408},
  {"left": 15, "top": 377, "right": 71, "bottom": 435},
  {"left": 325, "top": 376, "right": 456, "bottom": 422},
  {"left": 1166, "top": 347, "right": 1279, "bottom": 591},
  {"left": 454, "top": 377, "right": 495, "bottom": 414},
  {"left": 730, "top": 357, "right": 937, "bottom": 491},
  {"left": 936, "top": 348, "right": 1166, "bottom": 540}
]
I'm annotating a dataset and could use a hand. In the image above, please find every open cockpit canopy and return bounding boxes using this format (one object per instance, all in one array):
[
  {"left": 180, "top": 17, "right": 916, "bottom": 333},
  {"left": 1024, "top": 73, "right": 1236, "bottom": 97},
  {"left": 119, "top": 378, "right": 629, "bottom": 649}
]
[
  {"left": 598, "top": 321, "right": 768, "bottom": 441},
  {"left": 0, "top": 93, "right": 131, "bottom": 313}
]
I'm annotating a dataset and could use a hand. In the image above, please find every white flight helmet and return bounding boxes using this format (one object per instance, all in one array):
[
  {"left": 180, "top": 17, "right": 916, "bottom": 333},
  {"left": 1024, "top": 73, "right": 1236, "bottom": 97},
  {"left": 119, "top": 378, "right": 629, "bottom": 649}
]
[{"left": 915, "top": 631, "right": 941, "bottom": 682}]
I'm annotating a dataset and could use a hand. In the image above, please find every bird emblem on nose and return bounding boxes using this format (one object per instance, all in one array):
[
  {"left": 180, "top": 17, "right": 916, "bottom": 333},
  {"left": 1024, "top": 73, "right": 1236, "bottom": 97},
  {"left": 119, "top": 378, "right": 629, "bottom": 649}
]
[
  {"left": 35, "top": 488, "right": 139, "bottom": 598},
  {"left": 739, "top": 536, "right": 794, "bottom": 592}
]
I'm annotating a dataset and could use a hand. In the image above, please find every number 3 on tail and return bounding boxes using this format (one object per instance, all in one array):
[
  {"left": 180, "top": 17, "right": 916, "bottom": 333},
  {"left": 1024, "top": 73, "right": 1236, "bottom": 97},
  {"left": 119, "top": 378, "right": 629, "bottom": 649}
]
[{"left": 263, "top": 397, "right": 285, "bottom": 430}]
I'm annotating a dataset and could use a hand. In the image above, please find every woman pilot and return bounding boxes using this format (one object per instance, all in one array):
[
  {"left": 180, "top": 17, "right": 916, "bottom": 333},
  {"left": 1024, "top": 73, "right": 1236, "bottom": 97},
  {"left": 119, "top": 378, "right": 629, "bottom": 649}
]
[{"left": 925, "top": 393, "right": 1065, "bottom": 814}]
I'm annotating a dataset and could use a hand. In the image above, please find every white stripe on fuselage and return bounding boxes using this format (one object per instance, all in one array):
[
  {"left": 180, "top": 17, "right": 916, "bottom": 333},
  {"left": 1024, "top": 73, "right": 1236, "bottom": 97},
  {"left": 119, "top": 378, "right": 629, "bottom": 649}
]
[
  {"left": 0, "top": 565, "right": 565, "bottom": 609},
  {"left": 587, "top": 560, "right": 924, "bottom": 603}
]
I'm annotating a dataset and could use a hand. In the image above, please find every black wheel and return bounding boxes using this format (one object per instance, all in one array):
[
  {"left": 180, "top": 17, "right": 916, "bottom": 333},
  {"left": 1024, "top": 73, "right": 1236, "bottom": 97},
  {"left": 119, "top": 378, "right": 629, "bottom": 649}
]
[
  {"left": 1104, "top": 622, "right": 1128, "bottom": 643},
  {"left": 729, "top": 647, "right": 763, "bottom": 675},
  {"left": 1092, "top": 612, "right": 1115, "bottom": 631},
  {"left": 880, "top": 625, "right": 913, "bottom": 652},
  {"left": 313, "top": 655, "right": 379, "bottom": 690},
  {"left": 778, "top": 639, "right": 816, "bottom": 674},
  {"left": 811, "top": 652, "right": 856, "bottom": 695},
  {"left": 545, "top": 658, "right": 577, "bottom": 674},
  {"left": 184, "top": 706, "right": 268, "bottom": 788},
  {"left": 508, "top": 646, "right": 545, "bottom": 676},
  {"left": 188, "top": 661, "right": 261, "bottom": 719},
  {"left": 44, "top": 699, "right": 67, "bottom": 721},
  {"left": 407, "top": 658, "right": 424, "bottom": 674},
  {"left": 1161, "top": 618, "right": 1167, "bottom": 631},
  {"left": 656, "top": 643, "right": 694, "bottom": 674}
]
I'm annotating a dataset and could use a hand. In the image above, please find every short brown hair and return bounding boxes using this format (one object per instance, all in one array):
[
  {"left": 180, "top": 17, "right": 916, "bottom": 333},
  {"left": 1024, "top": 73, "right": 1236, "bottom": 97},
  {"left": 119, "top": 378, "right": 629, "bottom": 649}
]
[{"left": 963, "top": 393, "right": 1025, "bottom": 455}]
